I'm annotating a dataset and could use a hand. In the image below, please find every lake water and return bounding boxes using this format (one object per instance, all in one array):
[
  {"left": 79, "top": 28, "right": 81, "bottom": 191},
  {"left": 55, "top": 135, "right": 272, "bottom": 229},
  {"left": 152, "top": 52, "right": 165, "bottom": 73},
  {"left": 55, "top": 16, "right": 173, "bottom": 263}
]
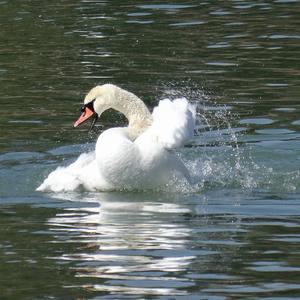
[{"left": 1, "top": 1, "right": 300, "bottom": 299}]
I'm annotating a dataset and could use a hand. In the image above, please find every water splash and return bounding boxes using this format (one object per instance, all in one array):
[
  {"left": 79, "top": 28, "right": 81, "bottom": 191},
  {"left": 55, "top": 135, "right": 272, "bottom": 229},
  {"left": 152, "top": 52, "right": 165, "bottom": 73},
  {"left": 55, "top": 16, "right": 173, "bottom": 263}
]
[
  {"left": 159, "top": 84, "right": 300, "bottom": 194},
  {"left": 31, "top": 84, "right": 300, "bottom": 195}
]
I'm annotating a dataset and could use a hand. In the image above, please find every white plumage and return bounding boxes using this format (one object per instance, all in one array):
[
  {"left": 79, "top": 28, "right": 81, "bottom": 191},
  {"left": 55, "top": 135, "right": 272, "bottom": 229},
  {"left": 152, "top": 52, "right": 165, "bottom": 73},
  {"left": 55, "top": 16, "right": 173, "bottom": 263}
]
[
  {"left": 37, "top": 84, "right": 195, "bottom": 192},
  {"left": 151, "top": 98, "right": 195, "bottom": 149}
]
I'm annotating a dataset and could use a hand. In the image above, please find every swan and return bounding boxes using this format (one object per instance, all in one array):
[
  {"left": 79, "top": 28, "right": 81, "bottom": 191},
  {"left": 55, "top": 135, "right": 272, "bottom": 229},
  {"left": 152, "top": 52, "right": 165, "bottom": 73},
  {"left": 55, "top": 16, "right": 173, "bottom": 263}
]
[{"left": 37, "top": 84, "right": 195, "bottom": 192}]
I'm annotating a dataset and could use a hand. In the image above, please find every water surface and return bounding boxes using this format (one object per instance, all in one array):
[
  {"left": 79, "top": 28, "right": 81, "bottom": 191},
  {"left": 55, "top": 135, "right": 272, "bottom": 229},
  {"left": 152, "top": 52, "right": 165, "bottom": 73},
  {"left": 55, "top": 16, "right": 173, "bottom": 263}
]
[{"left": 0, "top": 0, "right": 300, "bottom": 299}]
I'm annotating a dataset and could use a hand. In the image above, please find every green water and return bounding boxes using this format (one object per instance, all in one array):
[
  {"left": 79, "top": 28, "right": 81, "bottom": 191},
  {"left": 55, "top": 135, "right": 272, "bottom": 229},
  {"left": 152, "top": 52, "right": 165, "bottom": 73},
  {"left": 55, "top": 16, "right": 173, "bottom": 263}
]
[{"left": 0, "top": 1, "right": 300, "bottom": 299}]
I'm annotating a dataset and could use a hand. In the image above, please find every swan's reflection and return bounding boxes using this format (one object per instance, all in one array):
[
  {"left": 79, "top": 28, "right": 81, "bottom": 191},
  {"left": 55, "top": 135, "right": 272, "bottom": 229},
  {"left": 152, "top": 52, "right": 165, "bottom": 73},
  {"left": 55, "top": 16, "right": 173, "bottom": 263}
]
[{"left": 47, "top": 192, "right": 197, "bottom": 295}]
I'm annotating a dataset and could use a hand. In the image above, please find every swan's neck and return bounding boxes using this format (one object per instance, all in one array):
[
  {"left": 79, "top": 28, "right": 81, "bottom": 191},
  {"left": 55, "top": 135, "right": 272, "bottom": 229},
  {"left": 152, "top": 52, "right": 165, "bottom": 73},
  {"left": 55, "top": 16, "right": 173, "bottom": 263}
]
[{"left": 112, "top": 87, "right": 153, "bottom": 139}]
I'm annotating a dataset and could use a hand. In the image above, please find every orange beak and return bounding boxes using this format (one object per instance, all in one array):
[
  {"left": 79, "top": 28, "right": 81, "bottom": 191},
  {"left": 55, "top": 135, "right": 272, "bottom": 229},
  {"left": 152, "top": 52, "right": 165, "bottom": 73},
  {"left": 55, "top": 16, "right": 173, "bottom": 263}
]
[{"left": 74, "top": 106, "right": 95, "bottom": 128}]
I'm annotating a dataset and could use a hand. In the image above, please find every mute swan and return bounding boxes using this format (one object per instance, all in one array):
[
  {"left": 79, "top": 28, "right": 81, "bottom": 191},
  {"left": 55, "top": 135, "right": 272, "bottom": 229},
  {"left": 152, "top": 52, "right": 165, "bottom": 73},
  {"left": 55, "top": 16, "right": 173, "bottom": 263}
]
[{"left": 37, "top": 84, "right": 195, "bottom": 192}]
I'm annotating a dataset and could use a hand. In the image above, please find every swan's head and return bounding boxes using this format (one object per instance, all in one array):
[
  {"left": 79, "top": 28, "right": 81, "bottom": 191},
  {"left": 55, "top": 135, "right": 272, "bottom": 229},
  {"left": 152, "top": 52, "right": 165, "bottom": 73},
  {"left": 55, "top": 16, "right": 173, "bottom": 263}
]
[
  {"left": 74, "top": 84, "right": 116, "bottom": 129},
  {"left": 74, "top": 84, "right": 152, "bottom": 138}
]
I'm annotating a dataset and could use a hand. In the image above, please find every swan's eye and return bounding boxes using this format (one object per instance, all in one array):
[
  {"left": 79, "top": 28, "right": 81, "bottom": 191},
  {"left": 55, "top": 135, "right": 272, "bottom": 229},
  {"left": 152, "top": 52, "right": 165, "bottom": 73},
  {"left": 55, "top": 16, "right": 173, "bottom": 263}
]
[{"left": 81, "top": 99, "right": 95, "bottom": 113}]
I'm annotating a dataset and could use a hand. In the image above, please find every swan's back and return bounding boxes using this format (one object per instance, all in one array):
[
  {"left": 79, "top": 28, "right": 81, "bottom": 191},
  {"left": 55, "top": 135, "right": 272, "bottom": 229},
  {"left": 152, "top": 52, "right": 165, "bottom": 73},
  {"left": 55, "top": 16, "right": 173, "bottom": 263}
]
[{"left": 150, "top": 97, "right": 196, "bottom": 149}]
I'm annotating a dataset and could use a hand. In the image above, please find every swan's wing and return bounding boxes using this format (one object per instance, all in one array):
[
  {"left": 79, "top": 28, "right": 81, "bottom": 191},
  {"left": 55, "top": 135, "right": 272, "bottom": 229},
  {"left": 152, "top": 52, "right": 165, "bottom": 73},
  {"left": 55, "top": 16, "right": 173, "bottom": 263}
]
[
  {"left": 150, "top": 98, "right": 196, "bottom": 150},
  {"left": 36, "top": 152, "right": 112, "bottom": 192}
]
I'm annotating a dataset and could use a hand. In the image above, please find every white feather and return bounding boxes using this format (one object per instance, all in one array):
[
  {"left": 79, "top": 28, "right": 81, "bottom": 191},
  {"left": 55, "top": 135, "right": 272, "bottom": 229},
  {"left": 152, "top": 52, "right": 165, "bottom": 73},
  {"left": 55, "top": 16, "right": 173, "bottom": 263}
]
[
  {"left": 37, "top": 85, "right": 196, "bottom": 192},
  {"left": 151, "top": 97, "right": 195, "bottom": 149}
]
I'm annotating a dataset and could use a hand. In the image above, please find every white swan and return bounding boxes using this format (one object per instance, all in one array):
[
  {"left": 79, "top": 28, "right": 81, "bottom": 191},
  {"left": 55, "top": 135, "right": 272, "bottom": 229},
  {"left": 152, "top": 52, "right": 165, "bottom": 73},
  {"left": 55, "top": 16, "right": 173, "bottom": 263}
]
[{"left": 37, "top": 84, "right": 195, "bottom": 192}]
